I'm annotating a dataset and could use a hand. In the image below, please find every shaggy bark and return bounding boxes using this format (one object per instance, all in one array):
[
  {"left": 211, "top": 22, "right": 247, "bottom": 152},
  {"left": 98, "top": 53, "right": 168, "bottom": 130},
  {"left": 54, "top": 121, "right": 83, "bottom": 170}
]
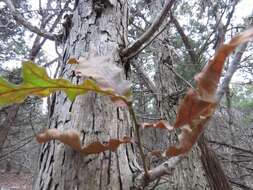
[{"left": 34, "top": 1, "right": 139, "bottom": 189}]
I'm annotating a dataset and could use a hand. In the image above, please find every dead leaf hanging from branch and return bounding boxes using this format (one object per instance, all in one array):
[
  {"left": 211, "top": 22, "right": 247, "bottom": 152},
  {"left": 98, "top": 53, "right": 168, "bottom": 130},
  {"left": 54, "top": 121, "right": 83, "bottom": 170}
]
[
  {"left": 166, "top": 27, "right": 253, "bottom": 156},
  {"left": 142, "top": 28, "right": 253, "bottom": 157},
  {"left": 36, "top": 129, "right": 132, "bottom": 155}
]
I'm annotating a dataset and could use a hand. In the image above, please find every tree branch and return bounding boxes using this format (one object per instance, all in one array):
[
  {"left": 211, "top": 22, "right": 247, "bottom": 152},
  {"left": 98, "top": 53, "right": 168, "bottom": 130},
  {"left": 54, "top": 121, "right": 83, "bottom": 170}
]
[
  {"left": 208, "top": 140, "right": 253, "bottom": 155},
  {"left": 216, "top": 12, "right": 253, "bottom": 97},
  {"left": 121, "top": 0, "right": 175, "bottom": 57},
  {"left": 128, "top": 102, "right": 149, "bottom": 177},
  {"left": 132, "top": 62, "right": 158, "bottom": 97},
  {"left": 170, "top": 14, "right": 197, "bottom": 64},
  {"left": 216, "top": 43, "right": 248, "bottom": 101},
  {"left": 28, "top": 0, "right": 72, "bottom": 60},
  {"left": 123, "top": 20, "right": 171, "bottom": 61},
  {"left": 229, "top": 179, "right": 253, "bottom": 190},
  {"left": 3, "top": 0, "right": 58, "bottom": 41},
  {"left": 133, "top": 155, "right": 184, "bottom": 188}
]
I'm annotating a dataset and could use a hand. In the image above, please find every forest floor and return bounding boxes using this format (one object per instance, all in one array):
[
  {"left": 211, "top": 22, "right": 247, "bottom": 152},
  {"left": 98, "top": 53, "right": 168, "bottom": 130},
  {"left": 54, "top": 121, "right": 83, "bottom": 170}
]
[{"left": 0, "top": 169, "right": 32, "bottom": 190}]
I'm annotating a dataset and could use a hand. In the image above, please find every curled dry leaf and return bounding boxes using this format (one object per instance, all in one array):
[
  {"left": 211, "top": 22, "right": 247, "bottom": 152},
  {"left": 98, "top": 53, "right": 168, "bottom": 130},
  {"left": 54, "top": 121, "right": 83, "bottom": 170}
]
[
  {"left": 149, "top": 28, "right": 253, "bottom": 157},
  {"left": 67, "top": 53, "right": 131, "bottom": 106},
  {"left": 166, "top": 122, "right": 207, "bottom": 156},
  {"left": 37, "top": 129, "right": 131, "bottom": 155},
  {"left": 174, "top": 89, "right": 216, "bottom": 128},
  {"left": 165, "top": 27, "right": 253, "bottom": 157},
  {"left": 195, "top": 27, "right": 253, "bottom": 101}
]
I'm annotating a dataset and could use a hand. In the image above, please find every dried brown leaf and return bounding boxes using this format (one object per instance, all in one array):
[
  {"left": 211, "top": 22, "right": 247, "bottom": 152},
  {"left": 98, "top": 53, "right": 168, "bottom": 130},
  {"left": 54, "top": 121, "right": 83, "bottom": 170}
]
[
  {"left": 160, "top": 28, "right": 253, "bottom": 157},
  {"left": 142, "top": 120, "right": 173, "bottom": 130},
  {"left": 174, "top": 89, "right": 216, "bottom": 128},
  {"left": 166, "top": 122, "right": 207, "bottom": 156},
  {"left": 195, "top": 27, "right": 253, "bottom": 100},
  {"left": 36, "top": 129, "right": 131, "bottom": 155},
  {"left": 68, "top": 53, "right": 131, "bottom": 97},
  {"left": 67, "top": 57, "right": 79, "bottom": 64}
]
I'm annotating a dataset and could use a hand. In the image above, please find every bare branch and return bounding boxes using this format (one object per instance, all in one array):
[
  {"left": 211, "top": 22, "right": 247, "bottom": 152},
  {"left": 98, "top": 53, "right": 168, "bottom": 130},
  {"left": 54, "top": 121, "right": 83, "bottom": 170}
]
[
  {"left": 3, "top": 0, "right": 58, "bottom": 41},
  {"left": 132, "top": 62, "right": 158, "bottom": 96},
  {"left": 121, "top": 0, "right": 175, "bottom": 57},
  {"left": 208, "top": 140, "right": 253, "bottom": 155},
  {"left": 229, "top": 179, "right": 253, "bottom": 190},
  {"left": 134, "top": 155, "right": 184, "bottom": 188},
  {"left": 128, "top": 102, "right": 149, "bottom": 177},
  {"left": 28, "top": 0, "right": 72, "bottom": 60},
  {"left": 170, "top": 14, "right": 197, "bottom": 64},
  {"left": 217, "top": 43, "right": 248, "bottom": 101},
  {"left": 165, "top": 64, "right": 194, "bottom": 89},
  {"left": 124, "top": 20, "right": 172, "bottom": 61},
  {"left": 43, "top": 57, "right": 59, "bottom": 68}
]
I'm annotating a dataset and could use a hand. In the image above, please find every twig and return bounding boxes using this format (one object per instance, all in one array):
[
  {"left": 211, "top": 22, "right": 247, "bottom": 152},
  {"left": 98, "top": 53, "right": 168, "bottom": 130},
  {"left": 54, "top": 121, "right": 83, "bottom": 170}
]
[
  {"left": 0, "top": 138, "right": 33, "bottom": 162},
  {"left": 208, "top": 140, "right": 253, "bottom": 155},
  {"left": 29, "top": 0, "right": 72, "bottom": 60},
  {"left": 128, "top": 102, "right": 149, "bottom": 178},
  {"left": 132, "top": 62, "right": 158, "bottom": 97},
  {"left": 3, "top": 0, "right": 58, "bottom": 41},
  {"left": 124, "top": 20, "right": 172, "bottom": 61},
  {"left": 134, "top": 155, "right": 184, "bottom": 188},
  {"left": 1, "top": 135, "right": 34, "bottom": 150},
  {"left": 229, "top": 179, "right": 253, "bottom": 190},
  {"left": 43, "top": 57, "right": 59, "bottom": 68},
  {"left": 170, "top": 14, "right": 197, "bottom": 64},
  {"left": 166, "top": 65, "right": 194, "bottom": 89},
  {"left": 121, "top": 0, "right": 176, "bottom": 57}
]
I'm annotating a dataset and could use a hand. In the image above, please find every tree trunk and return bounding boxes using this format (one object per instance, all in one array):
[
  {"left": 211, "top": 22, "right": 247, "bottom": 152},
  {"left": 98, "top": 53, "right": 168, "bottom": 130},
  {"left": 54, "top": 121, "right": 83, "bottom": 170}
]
[
  {"left": 198, "top": 135, "right": 232, "bottom": 190},
  {"left": 0, "top": 104, "right": 19, "bottom": 150},
  {"left": 153, "top": 44, "right": 209, "bottom": 190},
  {"left": 142, "top": 1, "right": 210, "bottom": 189},
  {"left": 34, "top": 1, "right": 139, "bottom": 189}
]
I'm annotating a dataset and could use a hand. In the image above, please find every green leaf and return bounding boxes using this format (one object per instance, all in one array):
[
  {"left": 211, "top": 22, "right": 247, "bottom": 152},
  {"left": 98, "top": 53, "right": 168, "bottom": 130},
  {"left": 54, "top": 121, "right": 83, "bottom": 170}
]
[{"left": 0, "top": 61, "right": 127, "bottom": 106}]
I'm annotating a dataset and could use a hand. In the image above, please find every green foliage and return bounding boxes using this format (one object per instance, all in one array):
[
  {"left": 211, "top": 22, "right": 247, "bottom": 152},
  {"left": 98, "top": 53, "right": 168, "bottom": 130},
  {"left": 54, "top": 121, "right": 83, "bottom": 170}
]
[{"left": 231, "top": 84, "right": 253, "bottom": 110}]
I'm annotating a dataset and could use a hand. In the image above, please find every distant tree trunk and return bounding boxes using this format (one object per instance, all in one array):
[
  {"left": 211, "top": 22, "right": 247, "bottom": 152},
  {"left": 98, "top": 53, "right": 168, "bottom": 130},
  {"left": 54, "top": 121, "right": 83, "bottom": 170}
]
[
  {"left": 138, "top": 1, "right": 210, "bottom": 189},
  {"left": 153, "top": 42, "right": 209, "bottom": 190},
  {"left": 198, "top": 136, "right": 232, "bottom": 190},
  {"left": 0, "top": 104, "right": 19, "bottom": 150},
  {"left": 34, "top": 1, "right": 139, "bottom": 189}
]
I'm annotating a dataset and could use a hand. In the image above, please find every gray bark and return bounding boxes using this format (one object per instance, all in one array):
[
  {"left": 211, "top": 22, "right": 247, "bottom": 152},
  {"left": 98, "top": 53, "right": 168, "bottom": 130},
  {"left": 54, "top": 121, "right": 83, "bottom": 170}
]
[{"left": 34, "top": 1, "right": 139, "bottom": 190}]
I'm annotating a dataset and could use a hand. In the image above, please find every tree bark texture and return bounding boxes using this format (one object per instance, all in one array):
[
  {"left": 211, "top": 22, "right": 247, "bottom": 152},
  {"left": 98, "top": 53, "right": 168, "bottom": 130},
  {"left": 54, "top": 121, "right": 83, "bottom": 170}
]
[
  {"left": 198, "top": 136, "right": 232, "bottom": 190},
  {"left": 34, "top": 1, "right": 139, "bottom": 190}
]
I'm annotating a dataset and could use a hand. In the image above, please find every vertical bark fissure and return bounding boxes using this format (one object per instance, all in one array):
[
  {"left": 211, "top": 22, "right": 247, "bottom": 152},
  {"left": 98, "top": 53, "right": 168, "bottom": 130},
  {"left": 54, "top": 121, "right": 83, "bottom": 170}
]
[
  {"left": 116, "top": 151, "right": 123, "bottom": 190},
  {"left": 106, "top": 151, "right": 112, "bottom": 185}
]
